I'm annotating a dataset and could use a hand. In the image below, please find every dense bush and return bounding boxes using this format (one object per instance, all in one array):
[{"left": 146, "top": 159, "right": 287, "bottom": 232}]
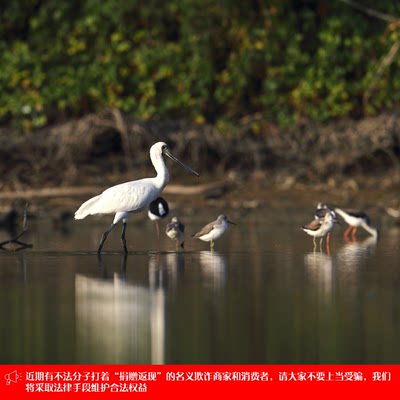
[{"left": 0, "top": 0, "right": 399, "bottom": 132}]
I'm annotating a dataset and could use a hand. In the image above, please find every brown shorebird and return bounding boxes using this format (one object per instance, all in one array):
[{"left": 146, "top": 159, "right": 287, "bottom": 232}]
[
  {"left": 192, "top": 214, "right": 236, "bottom": 250},
  {"left": 166, "top": 216, "right": 185, "bottom": 249},
  {"left": 302, "top": 212, "right": 339, "bottom": 250}
]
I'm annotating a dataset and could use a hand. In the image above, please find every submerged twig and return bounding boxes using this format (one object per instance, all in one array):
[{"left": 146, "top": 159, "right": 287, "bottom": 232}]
[{"left": 0, "top": 204, "right": 33, "bottom": 251}]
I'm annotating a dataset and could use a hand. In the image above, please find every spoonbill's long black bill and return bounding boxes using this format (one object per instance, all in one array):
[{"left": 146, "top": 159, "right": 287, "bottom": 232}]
[{"left": 163, "top": 148, "right": 199, "bottom": 177}]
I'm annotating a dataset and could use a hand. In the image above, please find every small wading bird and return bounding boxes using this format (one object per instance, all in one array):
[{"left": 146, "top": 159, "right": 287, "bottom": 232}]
[
  {"left": 334, "top": 208, "right": 379, "bottom": 239},
  {"left": 314, "top": 202, "right": 337, "bottom": 244},
  {"left": 192, "top": 214, "right": 236, "bottom": 250},
  {"left": 74, "top": 142, "right": 199, "bottom": 254},
  {"left": 314, "top": 202, "right": 337, "bottom": 219},
  {"left": 166, "top": 216, "right": 185, "bottom": 249},
  {"left": 301, "top": 212, "right": 339, "bottom": 249},
  {"left": 148, "top": 197, "right": 169, "bottom": 239}
]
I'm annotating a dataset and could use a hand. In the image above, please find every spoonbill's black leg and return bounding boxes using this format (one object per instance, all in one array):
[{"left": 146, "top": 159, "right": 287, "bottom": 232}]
[
  {"left": 121, "top": 221, "right": 128, "bottom": 254},
  {"left": 97, "top": 223, "right": 116, "bottom": 254}
]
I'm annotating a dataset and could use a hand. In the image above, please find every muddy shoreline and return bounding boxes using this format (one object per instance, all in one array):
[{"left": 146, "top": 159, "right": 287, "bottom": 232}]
[{"left": 1, "top": 109, "right": 399, "bottom": 220}]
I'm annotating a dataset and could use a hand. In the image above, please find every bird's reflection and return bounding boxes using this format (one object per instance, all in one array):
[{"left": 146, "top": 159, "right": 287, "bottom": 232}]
[
  {"left": 148, "top": 254, "right": 165, "bottom": 289},
  {"left": 97, "top": 253, "right": 127, "bottom": 280},
  {"left": 148, "top": 252, "right": 185, "bottom": 289},
  {"left": 304, "top": 251, "right": 335, "bottom": 299},
  {"left": 199, "top": 250, "right": 228, "bottom": 291},
  {"left": 165, "top": 252, "right": 185, "bottom": 286},
  {"left": 75, "top": 254, "right": 165, "bottom": 364},
  {"left": 337, "top": 235, "right": 378, "bottom": 267}
]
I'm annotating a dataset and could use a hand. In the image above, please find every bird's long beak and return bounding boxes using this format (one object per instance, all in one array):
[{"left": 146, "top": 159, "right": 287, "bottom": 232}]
[
  {"left": 228, "top": 220, "right": 237, "bottom": 225},
  {"left": 164, "top": 148, "right": 200, "bottom": 177}
]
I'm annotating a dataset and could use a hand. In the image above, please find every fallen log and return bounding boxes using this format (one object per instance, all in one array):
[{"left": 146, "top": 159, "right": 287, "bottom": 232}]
[{"left": 0, "top": 180, "right": 230, "bottom": 200}]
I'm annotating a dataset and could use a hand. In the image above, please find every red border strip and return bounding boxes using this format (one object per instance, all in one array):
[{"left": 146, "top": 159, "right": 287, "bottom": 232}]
[{"left": 1, "top": 364, "right": 399, "bottom": 399}]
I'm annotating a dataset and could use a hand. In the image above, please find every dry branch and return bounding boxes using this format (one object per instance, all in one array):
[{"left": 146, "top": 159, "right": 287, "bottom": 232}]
[
  {"left": 338, "top": 0, "right": 399, "bottom": 22},
  {"left": 0, "top": 181, "right": 230, "bottom": 200},
  {"left": 0, "top": 204, "right": 33, "bottom": 251}
]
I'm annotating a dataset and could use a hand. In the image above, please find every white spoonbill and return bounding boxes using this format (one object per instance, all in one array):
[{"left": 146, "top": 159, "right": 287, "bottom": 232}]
[{"left": 74, "top": 142, "right": 199, "bottom": 254}]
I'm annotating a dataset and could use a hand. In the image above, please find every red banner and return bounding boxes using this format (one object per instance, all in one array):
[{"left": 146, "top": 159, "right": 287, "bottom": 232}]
[{"left": 1, "top": 364, "right": 399, "bottom": 398}]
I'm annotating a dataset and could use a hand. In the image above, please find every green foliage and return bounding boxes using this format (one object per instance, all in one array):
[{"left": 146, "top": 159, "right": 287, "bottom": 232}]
[{"left": 0, "top": 0, "right": 400, "bottom": 131}]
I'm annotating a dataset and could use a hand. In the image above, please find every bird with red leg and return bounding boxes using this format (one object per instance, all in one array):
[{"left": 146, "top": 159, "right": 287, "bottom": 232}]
[
  {"left": 148, "top": 197, "right": 169, "bottom": 240},
  {"left": 302, "top": 211, "right": 339, "bottom": 254},
  {"left": 334, "top": 208, "right": 379, "bottom": 241}
]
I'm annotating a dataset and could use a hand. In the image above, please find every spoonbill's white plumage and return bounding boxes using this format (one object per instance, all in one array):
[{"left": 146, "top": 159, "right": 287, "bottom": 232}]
[
  {"left": 148, "top": 197, "right": 169, "bottom": 239},
  {"left": 74, "top": 142, "right": 199, "bottom": 254},
  {"left": 192, "top": 214, "right": 236, "bottom": 250}
]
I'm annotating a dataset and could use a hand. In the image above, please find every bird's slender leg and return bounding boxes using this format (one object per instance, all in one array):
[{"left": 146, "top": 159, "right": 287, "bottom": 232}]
[
  {"left": 326, "top": 234, "right": 331, "bottom": 255},
  {"left": 96, "top": 253, "right": 108, "bottom": 278},
  {"left": 351, "top": 227, "right": 357, "bottom": 239},
  {"left": 98, "top": 223, "right": 116, "bottom": 254},
  {"left": 210, "top": 240, "right": 215, "bottom": 251},
  {"left": 121, "top": 221, "right": 128, "bottom": 254},
  {"left": 156, "top": 220, "right": 160, "bottom": 240},
  {"left": 319, "top": 237, "right": 323, "bottom": 249},
  {"left": 344, "top": 225, "right": 352, "bottom": 239},
  {"left": 313, "top": 237, "right": 316, "bottom": 249}
]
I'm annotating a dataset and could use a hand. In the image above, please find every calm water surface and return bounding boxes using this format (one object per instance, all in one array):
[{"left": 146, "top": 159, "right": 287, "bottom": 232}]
[{"left": 1, "top": 205, "right": 399, "bottom": 364}]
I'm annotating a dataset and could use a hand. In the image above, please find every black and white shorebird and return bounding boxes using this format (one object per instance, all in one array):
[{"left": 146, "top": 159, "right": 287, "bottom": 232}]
[
  {"left": 314, "top": 202, "right": 337, "bottom": 219},
  {"left": 192, "top": 214, "right": 236, "bottom": 250},
  {"left": 302, "top": 211, "right": 339, "bottom": 249},
  {"left": 314, "top": 202, "right": 337, "bottom": 244},
  {"left": 148, "top": 197, "right": 169, "bottom": 239},
  {"left": 166, "top": 216, "right": 185, "bottom": 249},
  {"left": 334, "top": 208, "right": 378, "bottom": 239}
]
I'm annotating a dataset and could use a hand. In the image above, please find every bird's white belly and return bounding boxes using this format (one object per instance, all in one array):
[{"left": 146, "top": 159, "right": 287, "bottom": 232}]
[
  {"left": 343, "top": 215, "right": 363, "bottom": 227},
  {"left": 167, "top": 229, "right": 183, "bottom": 241},
  {"left": 167, "top": 229, "right": 178, "bottom": 240},
  {"left": 304, "top": 221, "right": 333, "bottom": 237},
  {"left": 199, "top": 226, "right": 226, "bottom": 242},
  {"left": 319, "top": 221, "right": 333, "bottom": 236}
]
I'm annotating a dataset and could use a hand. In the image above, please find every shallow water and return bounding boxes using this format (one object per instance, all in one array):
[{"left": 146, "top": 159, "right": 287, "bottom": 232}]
[{"left": 0, "top": 206, "right": 399, "bottom": 364}]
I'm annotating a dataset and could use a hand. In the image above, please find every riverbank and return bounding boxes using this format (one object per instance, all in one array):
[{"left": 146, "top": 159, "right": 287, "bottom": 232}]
[{"left": 0, "top": 109, "right": 399, "bottom": 219}]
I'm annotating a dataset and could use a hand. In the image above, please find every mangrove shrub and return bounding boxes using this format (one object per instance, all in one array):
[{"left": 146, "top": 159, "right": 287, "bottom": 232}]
[{"left": 0, "top": 0, "right": 399, "bottom": 131}]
